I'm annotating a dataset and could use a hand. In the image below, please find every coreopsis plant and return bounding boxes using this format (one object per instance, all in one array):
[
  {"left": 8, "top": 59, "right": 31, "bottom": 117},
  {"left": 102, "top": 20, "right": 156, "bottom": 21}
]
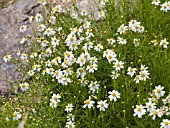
[{"left": 1, "top": 0, "right": 170, "bottom": 127}]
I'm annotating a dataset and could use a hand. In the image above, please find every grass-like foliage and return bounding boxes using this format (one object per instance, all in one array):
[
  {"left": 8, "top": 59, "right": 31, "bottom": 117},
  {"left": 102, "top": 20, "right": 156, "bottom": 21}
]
[{"left": 1, "top": 0, "right": 170, "bottom": 127}]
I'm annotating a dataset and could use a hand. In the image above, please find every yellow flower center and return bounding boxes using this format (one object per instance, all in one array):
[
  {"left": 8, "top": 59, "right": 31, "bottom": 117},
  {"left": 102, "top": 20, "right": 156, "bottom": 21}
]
[
  {"left": 84, "top": 100, "right": 90, "bottom": 104},
  {"left": 137, "top": 107, "right": 142, "bottom": 111}
]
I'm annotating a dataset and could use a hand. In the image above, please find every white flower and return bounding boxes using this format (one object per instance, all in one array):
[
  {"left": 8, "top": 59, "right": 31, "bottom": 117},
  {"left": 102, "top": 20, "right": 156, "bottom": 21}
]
[
  {"left": 98, "top": 11, "right": 105, "bottom": 18},
  {"left": 81, "top": 9, "right": 88, "bottom": 16},
  {"left": 88, "top": 81, "right": 100, "bottom": 93},
  {"left": 137, "top": 25, "right": 145, "bottom": 33},
  {"left": 20, "top": 38, "right": 26, "bottom": 44},
  {"left": 20, "top": 82, "right": 29, "bottom": 92},
  {"left": 154, "top": 85, "right": 165, "bottom": 98},
  {"left": 50, "top": 100, "right": 58, "bottom": 108},
  {"left": 65, "top": 104, "right": 74, "bottom": 112},
  {"left": 113, "top": 60, "right": 124, "bottom": 71},
  {"left": 151, "top": 0, "right": 160, "bottom": 6},
  {"left": 94, "top": 44, "right": 103, "bottom": 52},
  {"left": 35, "top": 13, "right": 43, "bottom": 22},
  {"left": 49, "top": 16, "right": 56, "bottom": 24},
  {"left": 108, "top": 90, "right": 120, "bottom": 101},
  {"left": 83, "top": 96, "right": 95, "bottom": 108},
  {"left": 129, "top": 20, "right": 140, "bottom": 32},
  {"left": 37, "top": 24, "right": 46, "bottom": 32},
  {"left": 86, "top": 63, "right": 98, "bottom": 73},
  {"left": 149, "top": 108, "right": 163, "bottom": 120},
  {"left": 13, "top": 111, "right": 22, "bottom": 120},
  {"left": 77, "top": 68, "right": 86, "bottom": 78},
  {"left": 20, "top": 25, "right": 27, "bottom": 32},
  {"left": 160, "top": 2, "right": 170, "bottom": 12},
  {"left": 44, "top": 28, "right": 55, "bottom": 36},
  {"left": 139, "top": 71, "right": 150, "bottom": 81},
  {"left": 133, "top": 38, "right": 140, "bottom": 47},
  {"left": 117, "top": 24, "right": 128, "bottom": 34},
  {"left": 107, "top": 38, "right": 116, "bottom": 45},
  {"left": 134, "top": 75, "right": 140, "bottom": 83},
  {"left": 66, "top": 121, "right": 75, "bottom": 128},
  {"left": 3, "top": 54, "right": 12, "bottom": 62},
  {"left": 39, "top": 0, "right": 47, "bottom": 5},
  {"left": 51, "top": 93, "right": 61, "bottom": 103},
  {"left": 127, "top": 67, "right": 137, "bottom": 77},
  {"left": 117, "top": 37, "right": 127, "bottom": 45},
  {"left": 145, "top": 101, "right": 156, "bottom": 112},
  {"left": 28, "top": 16, "right": 33, "bottom": 23},
  {"left": 104, "top": 50, "right": 117, "bottom": 63},
  {"left": 111, "top": 71, "right": 120, "bottom": 79},
  {"left": 97, "top": 100, "right": 108, "bottom": 111},
  {"left": 51, "top": 37, "right": 60, "bottom": 47},
  {"left": 160, "top": 38, "right": 169, "bottom": 48},
  {"left": 67, "top": 114, "right": 75, "bottom": 121},
  {"left": 160, "top": 119, "right": 170, "bottom": 128},
  {"left": 133, "top": 105, "right": 146, "bottom": 118}
]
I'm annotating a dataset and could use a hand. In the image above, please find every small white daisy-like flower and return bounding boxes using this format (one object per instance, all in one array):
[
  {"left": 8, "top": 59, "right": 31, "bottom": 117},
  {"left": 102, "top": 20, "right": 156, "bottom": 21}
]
[
  {"left": 117, "top": 24, "right": 128, "bottom": 34},
  {"left": 37, "top": 24, "right": 46, "bottom": 32},
  {"left": 117, "top": 37, "right": 127, "bottom": 45},
  {"left": 44, "top": 28, "right": 55, "bottom": 36},
  {"left": 145, "top": 101, "right": 156, "bottom": 112},
  {"left": 20, "top": 82, "right": 29, "bottom": 92},
  {"left": 137, "top": 25, "right": 145, "bottom": 33},
  {"left": 77, "top": 68, "right": 86, "bottom": 78},
  {"left": 13, "top": 111, "right": 22, "bottom": 120},
  {"left": 51, "top": 93, "right": 61, "bottom": 103},
  {"left": 50, "top": 100, "right": 58, "bottom": 108},
  {"left": 88, "top": 81, "right": 100, "bottom": 93},
  {"left": 133, "top": 105, "right": 146, "bottom": 118},
  {"left": 107, "top": 38, "right": 116, "bottom": 45},
  {"left": 111, "top": 71, "right": 120, "bottom": 79},
  {"left": 66, "top": 120, "right": 75, "bottom": 128},
  {"left": 35, "top": 13, "right": 43, "bottom": 22},
  {"left": 160, "top": 119, "right": 170, "bottom": 128},
  {"left": 67, "top": 114, "right": 75, "bottom": 122},
  {"left": 94, "top": 44, "right": 103, "bottom": 52},
  {"left": 51, "top": 37, "right": 60, "bottom": 47},
  {"left": 127, "top": 67, "right": 137, "bottom": 77},
  {"left": 3, "top": 54, "right": 12, "bottom": 62},
  {"left": 128, "top": 20, "right": 140, "bottom": 32},
  {"left": 151, "top": 0, "right": 160, "bottom": 6},
  {"left": 98, "top": 11, "right": 105, "bottom": 18},
  {"left": 49, "top": 15, "right": 56, "bottom": 25},
  {"left": 134, "top": 75, "right": 140, "bottom": 83},
  {"left": 20, "top": 38, "right": 26, "bottom": 44},
  {"left": 108, "top": 90, "right": 120, "bottom": 101},
  {"left": 97, "top": 100, "right": 108, "bottom": 111},
  {"left": 160, "top": 38, "right": 169, "bottom": 48},
  {"left": 65, "top": 104, "right": 74, "bottom": 113},
  {"left": 86, "top": 63, "right": 98, "bottom": 73},
  {"left": 28, "top": 16, "right": 33, "bottom": 23},
  {"left": 139, "top": 71, "right": 150, "bottom": 81},
  {"left": 81, "top": 9, "right": 88, "bottom": 16},
  {"left": 133, "top": 38, "right": 140, "bottom": 47},
  {"left": 154, "top": 85, "right": 165, "bottom": 98},
  {"left": 113, "top": 60, "right": 124, "bottom": 71},
  {"left": 149, "top": 108, "right": 163, "bottom": 120},
  {"left": 160, "top": 2, "right": 169, "bottom": 12},
  {"left": 20, "top": 25, "right": 27, "bottom": 32},
  {"left": 39, "top": 0, "right": 47, "bottom": 5},
  {"left": 83, "top": 96, "right": 95, "bottom": 108}
]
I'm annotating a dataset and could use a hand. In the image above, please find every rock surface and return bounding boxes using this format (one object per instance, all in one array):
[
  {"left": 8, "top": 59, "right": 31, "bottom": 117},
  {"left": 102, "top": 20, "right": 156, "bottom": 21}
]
[{"left": 0, "top": 0, "right": 41, "bottom": 95}]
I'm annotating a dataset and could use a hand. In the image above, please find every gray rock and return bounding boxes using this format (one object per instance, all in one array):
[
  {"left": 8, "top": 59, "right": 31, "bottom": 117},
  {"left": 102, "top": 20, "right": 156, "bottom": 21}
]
[{"left": 0, "top": 0, "right": 41, "bottom": 95}]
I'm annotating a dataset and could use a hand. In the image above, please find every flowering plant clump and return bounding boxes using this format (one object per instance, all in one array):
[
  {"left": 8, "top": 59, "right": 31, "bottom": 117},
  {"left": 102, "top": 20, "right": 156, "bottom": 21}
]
[{"left": 1, "top": 0, "right": 170, "bottom": 127}]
